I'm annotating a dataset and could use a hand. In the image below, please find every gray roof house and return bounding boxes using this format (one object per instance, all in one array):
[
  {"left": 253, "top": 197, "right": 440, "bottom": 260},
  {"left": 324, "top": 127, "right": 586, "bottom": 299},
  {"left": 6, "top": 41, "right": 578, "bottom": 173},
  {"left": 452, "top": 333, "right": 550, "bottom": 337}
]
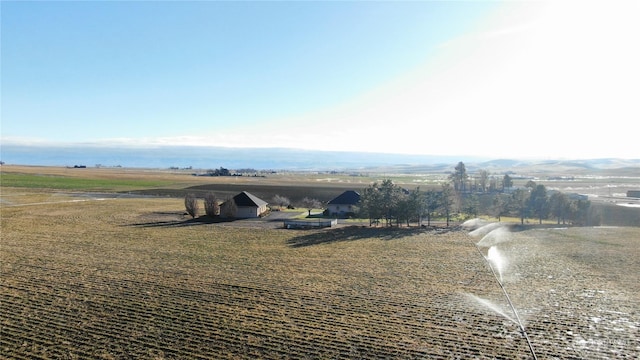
[
  {"left": 229, "top": 191, "right": 269, "bottom": 218},
  {"left": 327, "top": 190, "right": 360, "bottom": 217}
]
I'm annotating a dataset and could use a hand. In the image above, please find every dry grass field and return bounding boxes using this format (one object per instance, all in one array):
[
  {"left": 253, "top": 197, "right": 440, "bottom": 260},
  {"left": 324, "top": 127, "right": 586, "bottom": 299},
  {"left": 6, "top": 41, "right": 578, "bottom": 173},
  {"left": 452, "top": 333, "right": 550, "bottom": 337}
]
[{"left": 1, "top": 166, "right": 639, "bottom": 359}]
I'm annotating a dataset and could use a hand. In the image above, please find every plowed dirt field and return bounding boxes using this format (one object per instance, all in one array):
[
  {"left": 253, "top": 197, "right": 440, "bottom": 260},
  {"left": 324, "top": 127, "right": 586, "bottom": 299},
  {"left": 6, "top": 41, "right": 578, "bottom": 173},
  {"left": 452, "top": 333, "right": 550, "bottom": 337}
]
[{"left": 1, "top": 190, "right": 638, "bottom": 359}]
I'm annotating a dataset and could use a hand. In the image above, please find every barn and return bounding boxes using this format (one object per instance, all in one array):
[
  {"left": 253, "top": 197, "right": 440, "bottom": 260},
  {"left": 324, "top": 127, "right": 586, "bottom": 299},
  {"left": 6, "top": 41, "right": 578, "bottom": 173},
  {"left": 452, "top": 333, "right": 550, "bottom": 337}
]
[{"left": 230, "top": 191, "right": 269, "bottom": 218}]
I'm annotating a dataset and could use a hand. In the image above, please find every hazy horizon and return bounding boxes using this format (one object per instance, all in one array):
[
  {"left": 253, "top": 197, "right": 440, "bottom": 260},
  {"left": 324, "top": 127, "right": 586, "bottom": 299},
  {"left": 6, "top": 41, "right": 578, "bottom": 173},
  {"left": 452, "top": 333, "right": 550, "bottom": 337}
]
[
  {"left": 2, "top": 1, "right": 639, "bottom": 159},
  {"left": 0, "top": 143, "right": 491, "bottom": 170},
  {"left": 2, "top": 143, "right": 638, "bottom": 171}
]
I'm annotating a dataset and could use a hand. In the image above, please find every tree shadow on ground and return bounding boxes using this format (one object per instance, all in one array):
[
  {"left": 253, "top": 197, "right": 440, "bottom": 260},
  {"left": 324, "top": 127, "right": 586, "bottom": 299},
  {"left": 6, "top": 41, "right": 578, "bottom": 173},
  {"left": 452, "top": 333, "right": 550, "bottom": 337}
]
[
  {"left": 128, "top": 215, "right": 236, "bottom": 228},
  {"left": 287, "top": 225, "right": 457, "bottom": 248}
]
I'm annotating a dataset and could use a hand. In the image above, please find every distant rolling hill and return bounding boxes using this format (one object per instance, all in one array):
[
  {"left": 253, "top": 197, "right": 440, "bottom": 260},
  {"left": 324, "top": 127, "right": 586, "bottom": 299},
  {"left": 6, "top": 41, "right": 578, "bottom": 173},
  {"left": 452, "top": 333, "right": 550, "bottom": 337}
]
[{"left": 1, "top": 143, "right": 638, "bottom": 173}]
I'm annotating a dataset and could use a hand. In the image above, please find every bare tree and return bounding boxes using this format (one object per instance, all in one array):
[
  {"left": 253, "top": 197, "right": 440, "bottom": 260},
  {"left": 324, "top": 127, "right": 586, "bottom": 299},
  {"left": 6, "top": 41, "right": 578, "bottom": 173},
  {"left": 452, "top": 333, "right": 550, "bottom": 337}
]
[
  {"left": 478, "top": 169, "right": 489, "bottom": 193},
  {"left": 272, "top": 195, "right": 291, "bottom": 210},
  {"left": 300, "top": 197, "right": 322, "bottom": 217},
  {"left": 184, "top": 193, "right": 199, "bottom": 219},
  {"left": 491, "top": 194, "right": 508, "bottom": 221},
  {"left": 220, "top": 197, "right": 237, "bottom": 218},
  {"left": 489, "top": 176, "right": 499, "bottom": 192},
  {"left": 204, "top": 192, "right": 219, "bottom": 217}
]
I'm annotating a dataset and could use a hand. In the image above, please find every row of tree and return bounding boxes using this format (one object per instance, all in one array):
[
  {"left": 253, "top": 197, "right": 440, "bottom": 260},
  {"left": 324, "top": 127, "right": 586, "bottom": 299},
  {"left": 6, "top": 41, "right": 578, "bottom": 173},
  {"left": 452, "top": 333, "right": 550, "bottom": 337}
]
[
  {"left": 272, "top": 195, "right": 323, "bottom": 216},
  {"left": 491, "top": 181, "right": 593, "bottom": 225},
  {"left": 358, "top": 178, "right": 593, "bottom": 227},
  {"left": 358, "top": 180, "right": 456, "bottom": 227},
  {"left": 184, "top": 192, "right": 237, "bottom": 219},
  {"left": 450, "top": 161, "right": 517, "bottom": 193}
]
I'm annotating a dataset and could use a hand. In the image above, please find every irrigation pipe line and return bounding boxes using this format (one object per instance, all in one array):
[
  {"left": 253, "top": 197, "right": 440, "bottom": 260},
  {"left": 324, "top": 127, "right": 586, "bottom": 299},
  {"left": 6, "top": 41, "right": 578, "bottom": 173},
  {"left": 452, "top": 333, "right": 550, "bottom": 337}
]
[{"left": 472, "top": 244, "right": 539, "bottom": 360}]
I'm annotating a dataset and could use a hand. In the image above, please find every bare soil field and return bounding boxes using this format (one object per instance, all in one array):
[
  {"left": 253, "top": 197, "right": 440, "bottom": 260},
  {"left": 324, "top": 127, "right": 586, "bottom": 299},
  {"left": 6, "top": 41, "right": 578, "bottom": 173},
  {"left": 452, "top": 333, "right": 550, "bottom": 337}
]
[
  {"left": 1, "top": 166, "right": 639, "bottom": 359},
  {"left": 1, "top": 183, "right": 639, "bottom": 359},
  {"left": 0, "top": 165, "right": 392, "bottom": 206}
]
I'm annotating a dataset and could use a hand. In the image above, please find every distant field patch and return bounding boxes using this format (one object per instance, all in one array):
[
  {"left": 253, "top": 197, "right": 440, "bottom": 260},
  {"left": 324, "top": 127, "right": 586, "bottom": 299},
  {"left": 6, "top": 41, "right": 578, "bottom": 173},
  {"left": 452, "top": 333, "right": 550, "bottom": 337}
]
[{"left": 0, "top": 172, "right": 171, "bottom": 191}]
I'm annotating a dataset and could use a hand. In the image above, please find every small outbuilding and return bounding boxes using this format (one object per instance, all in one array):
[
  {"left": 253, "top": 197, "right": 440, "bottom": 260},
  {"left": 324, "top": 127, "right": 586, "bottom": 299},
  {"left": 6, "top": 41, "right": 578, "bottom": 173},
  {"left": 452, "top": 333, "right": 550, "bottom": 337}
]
[
  {"left": 627, "top": 190, "right": 640, "bottom": 198},
  {"left": 230, "top": 191, "right": 269, "bottom": 218},
  {"left": 326, "top": 190, "right": 360, "bottom": 217}
]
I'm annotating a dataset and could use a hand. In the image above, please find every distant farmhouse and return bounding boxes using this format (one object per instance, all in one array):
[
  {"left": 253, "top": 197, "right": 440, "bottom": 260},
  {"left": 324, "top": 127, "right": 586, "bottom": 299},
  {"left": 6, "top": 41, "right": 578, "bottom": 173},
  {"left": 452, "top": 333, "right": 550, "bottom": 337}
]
[
  {"left": 327, "top": 190, "right": 361, "bottom": 218},
  {"left": 229, "top": 191, "right": 269, "bottom": 218},
  {"left": 568, "top": 193, "right": 589, "bottom": 201},
  {"left": 628, "top": 190, "right": 640, "bottom": 198}
]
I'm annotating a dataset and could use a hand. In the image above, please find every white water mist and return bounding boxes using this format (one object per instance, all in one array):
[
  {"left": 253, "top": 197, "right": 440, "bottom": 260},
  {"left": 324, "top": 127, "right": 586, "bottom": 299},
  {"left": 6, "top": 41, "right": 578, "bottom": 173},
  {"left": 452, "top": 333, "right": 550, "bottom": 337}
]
[
  {"left": 463, "top": 293, "right": 517, "bottom": 325},
  {"left": 477, "top": 226, "right": 511, "bottom": 247},
  {"left": 487, "top": 246, "right": 507, "bottom": 283},
  {"left": 468, "top": 221, "right": 503, "bottom": 238}
]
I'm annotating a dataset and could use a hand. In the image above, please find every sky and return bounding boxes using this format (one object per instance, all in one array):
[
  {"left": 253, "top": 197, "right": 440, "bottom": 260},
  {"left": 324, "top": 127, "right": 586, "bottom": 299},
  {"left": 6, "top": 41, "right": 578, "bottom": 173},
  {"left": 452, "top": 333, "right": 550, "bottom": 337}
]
[{"left": 2, "top": 0, "right": 639, "bottom": 160}]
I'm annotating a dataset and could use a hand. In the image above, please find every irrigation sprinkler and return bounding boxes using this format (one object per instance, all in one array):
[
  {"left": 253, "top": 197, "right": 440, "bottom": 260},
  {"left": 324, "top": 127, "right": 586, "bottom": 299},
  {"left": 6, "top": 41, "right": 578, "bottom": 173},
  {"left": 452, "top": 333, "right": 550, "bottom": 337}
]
[
  {"left": 463, "top": 220, "right": 538, "bottom": 359},
  {"left": 470, "top": 237, "right": 538, "bottom": 359}
]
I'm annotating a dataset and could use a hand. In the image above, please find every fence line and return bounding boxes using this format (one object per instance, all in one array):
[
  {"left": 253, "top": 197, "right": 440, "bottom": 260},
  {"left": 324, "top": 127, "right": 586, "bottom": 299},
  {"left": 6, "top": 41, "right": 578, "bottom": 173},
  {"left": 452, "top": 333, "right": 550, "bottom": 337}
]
[{"left": 284, "top": 219, "right": 337, "bottom": 229}]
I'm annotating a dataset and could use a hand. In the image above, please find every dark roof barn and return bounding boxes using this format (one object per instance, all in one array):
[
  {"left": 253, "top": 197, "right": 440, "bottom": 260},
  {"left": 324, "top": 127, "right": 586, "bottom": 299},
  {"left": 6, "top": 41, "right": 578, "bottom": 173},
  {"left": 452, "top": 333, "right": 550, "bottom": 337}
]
[
  {"left": 328, "top": 190, "right": 361, "bottom": 205},
  {"left": 233, "top": 191, "right": 268, "bottom": 207}
]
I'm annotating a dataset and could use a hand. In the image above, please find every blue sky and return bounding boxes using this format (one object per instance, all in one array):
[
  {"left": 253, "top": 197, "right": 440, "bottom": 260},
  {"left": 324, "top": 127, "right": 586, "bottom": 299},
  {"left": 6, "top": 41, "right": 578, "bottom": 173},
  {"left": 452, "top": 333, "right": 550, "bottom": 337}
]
[{"left": 2, "top": 1, "right": 639, "bottom": 159}]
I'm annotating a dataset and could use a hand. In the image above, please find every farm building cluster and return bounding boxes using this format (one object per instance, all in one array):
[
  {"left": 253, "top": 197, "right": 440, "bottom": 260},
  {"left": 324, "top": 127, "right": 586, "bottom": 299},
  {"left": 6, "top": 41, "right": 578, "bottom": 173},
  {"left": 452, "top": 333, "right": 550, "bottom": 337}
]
[
  {"left": 227, "top": 190, "right": 361, "bottom": 219},
  {"left": 225, "top": 190, "right": 360, "bottom": 229}
]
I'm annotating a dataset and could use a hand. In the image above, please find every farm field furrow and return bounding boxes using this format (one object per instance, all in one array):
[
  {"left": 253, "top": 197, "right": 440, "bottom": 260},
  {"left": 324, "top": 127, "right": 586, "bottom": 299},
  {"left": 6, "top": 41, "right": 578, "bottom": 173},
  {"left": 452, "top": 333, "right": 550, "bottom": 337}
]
[
  {"left": 3, "top": 265, "right": 528, "bottom": 358},
  {"left": 2, "top": 183, "right": 639, "bottom": 359},
  {"left": 0, "top": 294, "right": 204, "bottom": 359}
]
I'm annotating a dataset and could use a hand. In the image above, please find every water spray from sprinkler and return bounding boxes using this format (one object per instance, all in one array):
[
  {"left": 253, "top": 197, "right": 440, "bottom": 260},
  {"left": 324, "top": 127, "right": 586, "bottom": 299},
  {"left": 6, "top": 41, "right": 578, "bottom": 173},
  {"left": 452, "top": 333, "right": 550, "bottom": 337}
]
[
  {"left": 468, "top": 220, "right": 538, "bottom": 360},
  {"left": 463, "top": 293, "right": 517, "bottom": 325},
  {"left": 487, "top": 246, "right": 506, "bottom": 283}
]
